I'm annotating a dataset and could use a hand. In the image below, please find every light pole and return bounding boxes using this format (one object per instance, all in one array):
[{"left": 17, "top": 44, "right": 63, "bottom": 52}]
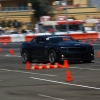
[{"left": 65, "top": 0, "right": 69, "bottom": 33}]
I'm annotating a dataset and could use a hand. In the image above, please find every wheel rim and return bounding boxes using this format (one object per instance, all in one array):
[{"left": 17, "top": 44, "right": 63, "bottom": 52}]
[
  {"left": 22, "top": 52, "right": 27, "bottom": 62},
  {"left": 49, "top": 52, "right": 54, "bottom": 63}
]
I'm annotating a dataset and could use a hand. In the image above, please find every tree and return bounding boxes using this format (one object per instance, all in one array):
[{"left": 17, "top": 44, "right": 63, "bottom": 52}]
[{"left": 29, "top": 0, "right": 52, "bottom": 20}]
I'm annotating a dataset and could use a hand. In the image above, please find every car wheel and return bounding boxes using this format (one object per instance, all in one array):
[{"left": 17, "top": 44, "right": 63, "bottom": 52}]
[
  {"left": 49, "top": 49, "right": 57, "bottom": 64},
  {"left": 83, "top": 60, "right": 92, "bottom": 63},
  {"left": 21, "top": 50, "right": 32, "bottom": 64}
]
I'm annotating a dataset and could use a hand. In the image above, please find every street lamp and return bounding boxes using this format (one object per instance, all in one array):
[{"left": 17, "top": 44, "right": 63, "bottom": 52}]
[{"left": 65, "top": 0, "right": 69, "bottom": 33}]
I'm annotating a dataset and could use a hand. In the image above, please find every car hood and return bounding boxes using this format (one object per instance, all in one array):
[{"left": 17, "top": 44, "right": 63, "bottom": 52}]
[{"left": 57, "top": 41, "right": 91, "bottom": 47}]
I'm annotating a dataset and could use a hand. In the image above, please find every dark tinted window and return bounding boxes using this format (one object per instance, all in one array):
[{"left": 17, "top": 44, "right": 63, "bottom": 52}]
[{"left": 49, "top": 36, "right": 75, "bottom": 43}]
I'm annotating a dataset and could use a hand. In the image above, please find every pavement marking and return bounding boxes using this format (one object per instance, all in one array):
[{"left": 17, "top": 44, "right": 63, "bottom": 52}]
[
  {"left": 92, "top": 44, "right": 100, "bottom": 45},
  {"left": 0, "top": 69, "right": 56, "bottom": 77},
  {"left": 38, "top": 94, "right": 66, "bottom": 100},
  {"left": 94, "top": 61, "right": 100, "bottom": 63},
  {"left": 30, "top": 77, "right": 100, "bottom": 90},
  {"left": 1, "top": 48, "right": 20, "bottom": 50},
  {"left": 70, "top": 66, "right": 100, "bottom": 71},
  {"left": 5, "top": 54, "right": 21, "bottom": 57}
]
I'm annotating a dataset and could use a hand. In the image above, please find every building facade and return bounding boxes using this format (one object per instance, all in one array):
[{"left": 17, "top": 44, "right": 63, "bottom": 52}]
[
  {"left": 0, "top": 0, "right": 36, "bottom": 30},
  {"left": 51, "top": 0, "right": 100, "bottom": 27},
  {"left": 0, "top": 0, "right": 100, "bottom": 30}
]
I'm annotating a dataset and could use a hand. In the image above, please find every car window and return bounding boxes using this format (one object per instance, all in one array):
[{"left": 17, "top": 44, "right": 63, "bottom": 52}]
[
  {"left": 48, "top": 36, "right": 75, "bottom": 43},
  {"left": 32, "top": 38, "right": 37, "bottom": 43},
  {"left": 37, "top": 37, "right": 45, "bottom": 43}
]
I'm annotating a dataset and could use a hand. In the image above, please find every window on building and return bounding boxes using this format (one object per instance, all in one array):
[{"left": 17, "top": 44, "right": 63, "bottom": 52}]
[
  {"left": 18, "top": 2, "right": 27, "bottom": 10},
  {"left": 68, "top": 0, "right": 73, "bottom": 5}
]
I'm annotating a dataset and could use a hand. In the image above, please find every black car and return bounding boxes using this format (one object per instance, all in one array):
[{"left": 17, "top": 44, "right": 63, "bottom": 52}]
[{"left": 20, "top": 35, "right": 94, "bottom": 64}]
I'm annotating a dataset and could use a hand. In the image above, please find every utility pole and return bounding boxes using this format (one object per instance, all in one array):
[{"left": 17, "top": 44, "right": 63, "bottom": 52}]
[{"left": 65, "top": 0, "right": 69, "bottom": 33}]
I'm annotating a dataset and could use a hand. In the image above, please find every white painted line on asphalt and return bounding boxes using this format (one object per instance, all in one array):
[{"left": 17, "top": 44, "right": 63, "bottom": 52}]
[
  {"left": 38, "top": 94, "right": 66, "bottom": 100},
  {"left": 5, "top": 54, "right": 21, "bottom": 57},
  {"left": 70, "top": 66, "right": 100, "bottom": 71},
  {"left": 0, "top": 69, "right": 56, "bottom": 77},
  {"left": 30, "top": 77, "right": 100, "bottom": 90},
  {"left": 92, "top": 44, "right": 100, "bottom": 45},
  {"left": 2, "top": 48, "right": 20, "bottom": 50},
  {"left": 94, "top": 61, "right": 100, "bottom": 63}
]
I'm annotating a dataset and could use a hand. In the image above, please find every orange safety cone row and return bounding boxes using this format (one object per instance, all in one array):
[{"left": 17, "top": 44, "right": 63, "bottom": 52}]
[
  {"left": 49, "top": 63, "right": 57, "bottom": 69},
  {"left": 46, "top": 63, "right": 51, "bottom": 69},
  {"left": 0, "top": 48, "right": 2, "bottom": 52},
  {"left": 25, "top": 61, "right": 31, "bottom": 70},
  {"left": 64, "top": 60, "right": 69, "bottom": 68},
  {"left": 55, "top": 63, "right": 64, "bottom": 68},
  {"left": 41, "top": 64, "right": 48, "bottom": 69},
  {"left": 32, "top": 64, "right": 42, "bottom": 70},
  {"left": 66, "top": 70, "right": 72, "bottom": 82},
  {"left": 98, "top": 51, "right": 100, "bottom": 58}
]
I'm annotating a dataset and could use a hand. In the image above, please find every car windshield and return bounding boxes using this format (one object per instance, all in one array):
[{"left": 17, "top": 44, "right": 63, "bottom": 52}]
[{"left": 47, "top": 36, "right": 75, "bottom": 43}]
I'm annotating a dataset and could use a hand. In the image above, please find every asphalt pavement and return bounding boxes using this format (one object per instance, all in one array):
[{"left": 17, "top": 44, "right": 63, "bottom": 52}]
[{"left": 0, "top": 39, "right": 100, "bottom": 100}]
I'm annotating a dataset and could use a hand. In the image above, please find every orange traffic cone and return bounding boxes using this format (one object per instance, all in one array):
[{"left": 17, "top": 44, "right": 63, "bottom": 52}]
[
  {"left": 66, "top": 70, "right": 72, "bottom": 82},
  {"left": 0, "top": 48, "right": 2, "bottom": 52},
  {"left": 25, "top": 61, "right": 30, "bottom": 70},
  {"left": 41, "top": 64, "right": 48, "bottom": 69},
  {"left": 98, "top": 51, "right": 100, "bottom": 58},
  {"left": 64, "top": 60, "right": 69, "bottom": 68},
  {"left": 9, "top": 48, "right": 14, "bottom": 55},
  {"left": 32, "top": 64, "right": 42, "bottom": 70},
  {"left": 49, "top": 63, "right": 56, "bottom": 69},
  {"left": 46, "top": 63, "right": 51, "bottom": 69},
  {"left": 55, "top": 63, "right": 64, "bottom": 68}
]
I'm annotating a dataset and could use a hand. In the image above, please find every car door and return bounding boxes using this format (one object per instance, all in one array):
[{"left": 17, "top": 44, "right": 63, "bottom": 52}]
[
  {"left": 31, "top": 37, "right": 39, "bottom": 58},
  {"left": 36, "top": 37, "right": 46, "bottom": 58}
]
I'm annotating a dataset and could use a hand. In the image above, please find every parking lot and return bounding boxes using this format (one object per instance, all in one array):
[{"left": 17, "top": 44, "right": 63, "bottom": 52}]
[{"left": 0, "top": 40, "right": 100, "bottom": 100}]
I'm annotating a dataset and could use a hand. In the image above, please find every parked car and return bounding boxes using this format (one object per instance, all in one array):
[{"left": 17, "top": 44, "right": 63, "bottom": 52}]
[{"left": 20, "top": 35, "right": 94, "bottom": 64}]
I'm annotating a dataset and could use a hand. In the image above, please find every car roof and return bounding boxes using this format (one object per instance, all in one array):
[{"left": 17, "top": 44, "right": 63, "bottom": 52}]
[{"left": 35, "top": 35, "right": 71, "bottom": 38}]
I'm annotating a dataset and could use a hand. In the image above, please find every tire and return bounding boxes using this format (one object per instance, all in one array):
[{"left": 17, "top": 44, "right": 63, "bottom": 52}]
[
  {"left": 49, "top": 49, "right": 57, "bottom": 64},
  {"left": 82, "top": 60, "right": 92, "bottom": 63},
  {"left": 21, "top": 50, "right": 32, "bottom": 64}
]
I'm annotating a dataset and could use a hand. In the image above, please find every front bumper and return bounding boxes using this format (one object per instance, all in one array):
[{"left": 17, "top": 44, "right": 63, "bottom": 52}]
[{"left": 57, "top": 51, "right": 94, "bottom": 61}]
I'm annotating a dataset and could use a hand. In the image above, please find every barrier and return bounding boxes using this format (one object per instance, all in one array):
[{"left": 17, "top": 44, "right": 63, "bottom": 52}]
[
  {"left": 66, "top": 33, "right": 98, "bottom": 40},
  {"left": 0, "top": 36, "right": 11, "bottom": 43},
  {"left": 11, "top": 34, "right": 25, "bottom": 42},
  {"left": 0, "top": 33, "right": 99, "bottom": 43},
  {"left": 25, "top": 35, "right": 35, "bottom": 42}
]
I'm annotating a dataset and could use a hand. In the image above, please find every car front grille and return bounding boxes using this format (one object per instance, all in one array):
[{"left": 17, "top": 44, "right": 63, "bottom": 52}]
[{"left": 60, "top": 47, "right": 93, "bottom": 52}]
